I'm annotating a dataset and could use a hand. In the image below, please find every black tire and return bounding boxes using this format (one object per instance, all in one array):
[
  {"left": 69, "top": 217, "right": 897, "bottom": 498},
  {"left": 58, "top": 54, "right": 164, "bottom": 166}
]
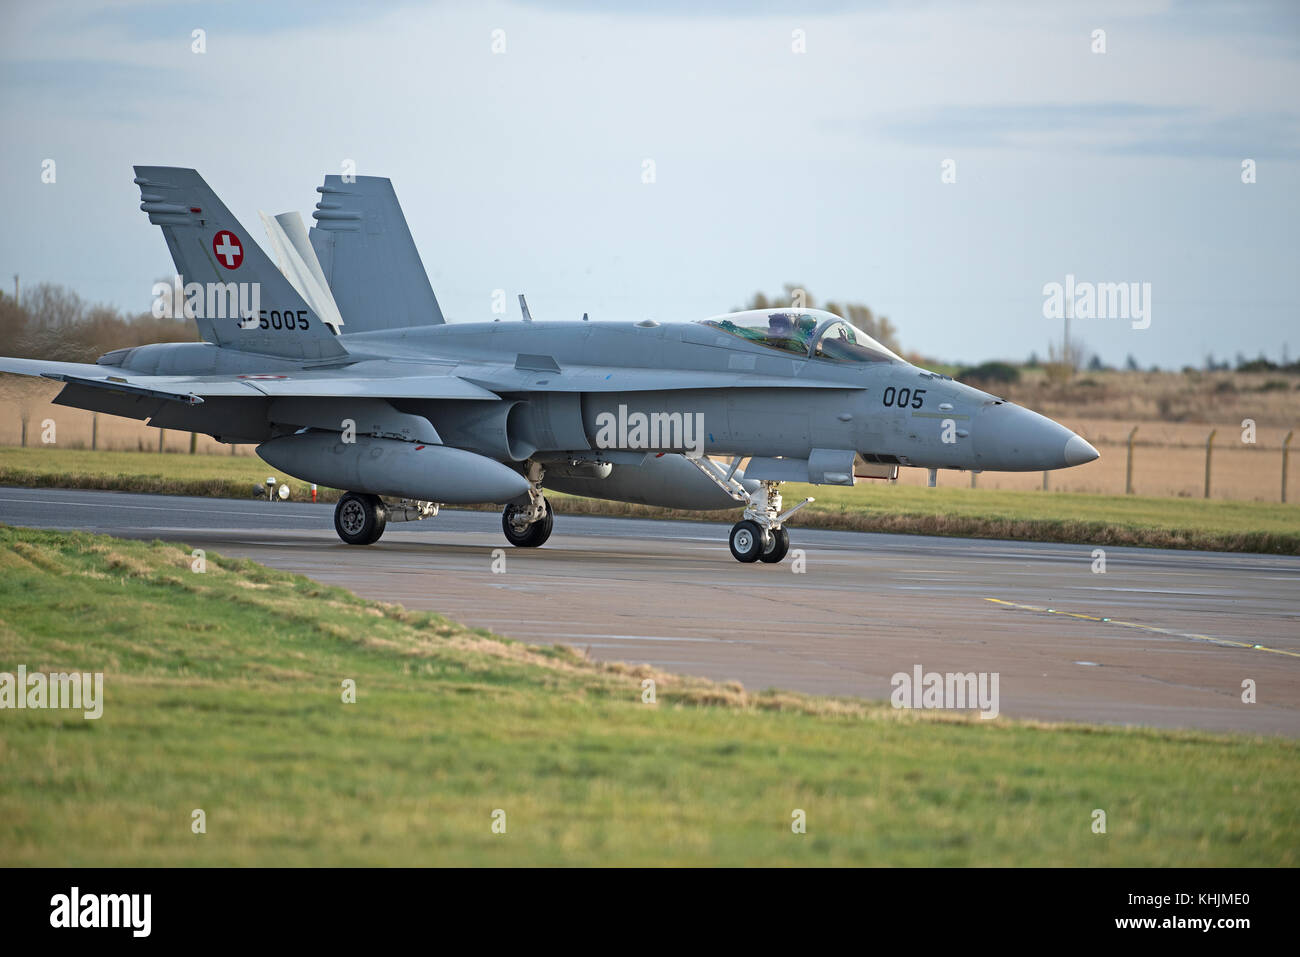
[
  {"left": 729, "top": 520, "right": 765, "bottom": 563},
  {"left": 334, "top": 492, "right": 387, "bottom": 545},
  {"left": 759, "top": 526, "right": 790, "bottom": 563},
  {"left": 502, "top": 498, "right": 553, "bottom": 547}
]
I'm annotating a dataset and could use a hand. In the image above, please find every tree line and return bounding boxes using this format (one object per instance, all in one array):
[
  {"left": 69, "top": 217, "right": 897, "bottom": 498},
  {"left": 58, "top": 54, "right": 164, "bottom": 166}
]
[{"left": 0, "top": 283, "right": 195, "bottom": 364}]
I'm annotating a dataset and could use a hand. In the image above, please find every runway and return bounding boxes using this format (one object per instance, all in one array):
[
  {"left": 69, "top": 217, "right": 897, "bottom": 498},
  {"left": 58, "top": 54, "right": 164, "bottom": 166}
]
[{"left": 2, "top": 486, "right": 1297, "bottom": 735}]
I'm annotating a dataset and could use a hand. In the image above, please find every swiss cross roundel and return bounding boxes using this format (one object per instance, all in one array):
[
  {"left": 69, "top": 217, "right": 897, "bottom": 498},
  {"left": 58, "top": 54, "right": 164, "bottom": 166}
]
[{"left": 212, "top": 230, "right": 244, "bottom": 270}]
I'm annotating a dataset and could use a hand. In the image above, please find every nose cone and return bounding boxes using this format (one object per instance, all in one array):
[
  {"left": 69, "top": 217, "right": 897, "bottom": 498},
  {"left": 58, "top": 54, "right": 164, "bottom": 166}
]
[
  {"left": 973, "top": 403, "right": 1099, "bottom": 471},
  {"left": 1064, "top": 434, "right": 1100, "bottom": 467}
]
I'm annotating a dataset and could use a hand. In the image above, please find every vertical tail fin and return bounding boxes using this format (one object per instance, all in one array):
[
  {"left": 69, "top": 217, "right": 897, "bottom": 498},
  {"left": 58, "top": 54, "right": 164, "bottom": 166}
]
[
  {"left": 134, "top": 166, "right": 347, "bottom": 360},
  {"left": 309, "top": 175, "right": 445, "bottom": 332}
]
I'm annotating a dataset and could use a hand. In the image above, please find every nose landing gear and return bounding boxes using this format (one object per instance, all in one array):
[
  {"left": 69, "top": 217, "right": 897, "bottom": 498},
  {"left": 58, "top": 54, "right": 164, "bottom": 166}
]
[
  {"left": 686, "top": 458, "right": 812, "bottom": 564},
  {"left": 729, "top": 520, "right": 790, "bottom": 563},
  {"left": 729, "top": 479, "right": 808, "bottom": 563}
]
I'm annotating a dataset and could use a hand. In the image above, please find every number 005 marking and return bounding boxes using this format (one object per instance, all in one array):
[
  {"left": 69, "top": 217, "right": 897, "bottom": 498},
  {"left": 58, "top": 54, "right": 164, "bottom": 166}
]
[{"left": 882, "top": 387, "right": 925, "bottom": 409}]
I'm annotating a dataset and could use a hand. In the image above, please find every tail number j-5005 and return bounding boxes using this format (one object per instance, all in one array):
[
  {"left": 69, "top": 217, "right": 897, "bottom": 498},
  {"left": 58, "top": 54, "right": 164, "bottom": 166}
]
[
  {"left": 882, "top": 387, "right": 925, "bottom": 409},
  {"left": 248, "top": 309, "right": 309, "bottom": 331}
]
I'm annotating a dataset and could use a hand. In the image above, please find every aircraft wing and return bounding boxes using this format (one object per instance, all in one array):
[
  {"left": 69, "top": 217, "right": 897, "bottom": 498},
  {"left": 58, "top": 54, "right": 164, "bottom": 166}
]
[{"left": 0, "top": 356, "right": 499, "bottom": 402}]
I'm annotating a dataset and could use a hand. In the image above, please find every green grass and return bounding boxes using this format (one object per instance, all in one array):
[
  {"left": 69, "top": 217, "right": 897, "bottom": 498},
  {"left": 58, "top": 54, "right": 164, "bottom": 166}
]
[
  {"left": 791, "top": 482, "right": 1295, "bottom": 533},
  {"left": 2, "top": 446, "right": 1298, "bottom": 553},
  {"left": 1, "top": 525, "right": 1296, "bottom": 866},
  {"left": 0, "top": 446, "right": 335, "bottom": 501},
  {"left": 777, "top": 482, "right": 1300, "bottom": 552}
]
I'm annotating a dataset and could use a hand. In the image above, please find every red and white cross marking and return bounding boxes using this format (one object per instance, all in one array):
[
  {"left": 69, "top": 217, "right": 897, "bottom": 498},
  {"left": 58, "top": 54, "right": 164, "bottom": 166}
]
[{"left": 212, "top": 230, "right": 244, "bottom": 269}]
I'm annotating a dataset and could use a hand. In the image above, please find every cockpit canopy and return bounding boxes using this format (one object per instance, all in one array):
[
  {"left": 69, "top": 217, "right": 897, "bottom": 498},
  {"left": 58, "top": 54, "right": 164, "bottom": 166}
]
[{"left": 698, "top": 308, "right": 901, "bottom": 364}]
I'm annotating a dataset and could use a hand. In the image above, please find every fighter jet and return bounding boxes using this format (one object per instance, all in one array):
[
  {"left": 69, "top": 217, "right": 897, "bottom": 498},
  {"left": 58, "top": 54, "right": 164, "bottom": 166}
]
[{"left": 0, "top": 167, "right": 1098, "bottom": 563}]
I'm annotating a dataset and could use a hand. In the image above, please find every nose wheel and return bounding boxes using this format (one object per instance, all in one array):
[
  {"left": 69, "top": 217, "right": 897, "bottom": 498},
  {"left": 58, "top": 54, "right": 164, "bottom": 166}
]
[
  {"left": 729, "top": 520, "right": 764, "bottom": 562},
  {"left": 760, "top": 526, "right": 790, "bottom": 563},
  {"left": 682, "top": 459, "right": 813, "bottom": 566},
  {"left": 729, "top": 521, "right": 791, "bottom": 563}
]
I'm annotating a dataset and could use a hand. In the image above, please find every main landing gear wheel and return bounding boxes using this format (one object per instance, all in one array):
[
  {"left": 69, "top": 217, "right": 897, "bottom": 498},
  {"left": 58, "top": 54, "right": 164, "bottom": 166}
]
[
  {"left": 759, "top": 526, "right": 790, "bottom": 564},
  {"left": 334, "top": 492, "right": 387, "bottom": 545},
  {"left": 502, "top": 498, "right": 553, "bottom": 548},
  {"left": 729, "top": 520, "right": 765, "bottom": 563}
]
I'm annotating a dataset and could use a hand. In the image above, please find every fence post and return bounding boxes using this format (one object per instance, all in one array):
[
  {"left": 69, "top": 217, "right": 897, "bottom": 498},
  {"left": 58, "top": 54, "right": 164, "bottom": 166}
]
[
  {"left": 158, "top": 428, "right": 166, "bottom": 454},
  {"left": 190, "top": 432, "right": 197, "bottom": 454},
  {"left": 927, "top": 468, "right": 937, "bottom": 488},
  {"left": 1125, "top": 426, "right": 1138, "bottom": 495},
  {"left": 970, "top": 470, "right": 977, "bottom": 488},
  {"left": 21, "top": 416, "right": 28, "bottom": 447},
  {"left": 1041, "top": 470, "right": 1049, "bottom": 491},
  {"left": 1203, "top": 428, "right": 1217, "bottom": 499},
  {"left": 92, "top": 414, "right": 98, "bottom": 451},
  {"left": 1284, "top": 430, "right": 1294, "bottom": 504}
]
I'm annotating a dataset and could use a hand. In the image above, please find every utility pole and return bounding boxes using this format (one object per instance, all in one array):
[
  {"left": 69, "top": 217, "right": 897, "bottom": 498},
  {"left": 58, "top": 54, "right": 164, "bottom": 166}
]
[
  {"left": 1204, "top": 429, "right": 1217, "bottom": 499},
  {"left": 1064, "top": 280, "right": 1073, "bottom": 378},
  {"left": 1125, "top": 426, "right": 1138, "bottom": 495},
  {"left": 1284, "top": 431, "right": 1294, "bottom": 504}
]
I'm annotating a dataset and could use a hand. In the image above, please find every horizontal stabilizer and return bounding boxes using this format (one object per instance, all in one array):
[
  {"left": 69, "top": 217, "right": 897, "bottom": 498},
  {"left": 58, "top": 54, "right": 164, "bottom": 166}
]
[{"left": 42, "top": 372, "right": 203, "bottom": 405}]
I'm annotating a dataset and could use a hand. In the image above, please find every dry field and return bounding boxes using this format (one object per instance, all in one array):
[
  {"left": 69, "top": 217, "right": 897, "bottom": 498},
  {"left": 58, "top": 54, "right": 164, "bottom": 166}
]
[
  {"left": 0, "top": 377, "right": 254, "bottom": 456},
  {"left": 1004, "top": 367, "right": 1299, "bottom": 428},
  {"left": 911, "top": 417, "right": 1295, "bottom": 501},
  {"left": 2, "top": 371, "right": 1296, "bottom": 501}
]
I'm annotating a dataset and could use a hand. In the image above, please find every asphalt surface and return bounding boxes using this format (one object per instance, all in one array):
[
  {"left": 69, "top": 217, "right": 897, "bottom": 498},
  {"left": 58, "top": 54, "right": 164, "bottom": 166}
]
[{"left": 2, "top": 486, "right": 1297, "bottom": 735}]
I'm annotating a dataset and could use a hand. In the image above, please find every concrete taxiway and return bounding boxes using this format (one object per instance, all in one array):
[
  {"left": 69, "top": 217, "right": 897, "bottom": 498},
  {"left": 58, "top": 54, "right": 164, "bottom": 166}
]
[{"left": 2, "top": 486, "right": 1297, "bottom": 735}]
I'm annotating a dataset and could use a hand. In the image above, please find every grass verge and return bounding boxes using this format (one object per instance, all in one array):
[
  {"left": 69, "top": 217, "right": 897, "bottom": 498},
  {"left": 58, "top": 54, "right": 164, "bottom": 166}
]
[
  {"left": 0, "top": 525, "right": 1296, "bottom": 865},
  {"left": 2, "top": 446, "right": 1298, "bottom": 554}
]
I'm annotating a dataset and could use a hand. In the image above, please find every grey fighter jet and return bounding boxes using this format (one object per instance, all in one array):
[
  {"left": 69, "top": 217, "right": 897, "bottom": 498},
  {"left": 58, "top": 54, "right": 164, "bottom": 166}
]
[{"left": 0, "top": 167, "right": 1098, "bottom": 563}]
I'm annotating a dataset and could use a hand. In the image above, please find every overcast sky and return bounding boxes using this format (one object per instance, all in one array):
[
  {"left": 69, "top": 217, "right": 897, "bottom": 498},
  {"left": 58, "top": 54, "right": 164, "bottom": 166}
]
[{"left": 2, "top": 0, "right": 1297, "bottom": 367}]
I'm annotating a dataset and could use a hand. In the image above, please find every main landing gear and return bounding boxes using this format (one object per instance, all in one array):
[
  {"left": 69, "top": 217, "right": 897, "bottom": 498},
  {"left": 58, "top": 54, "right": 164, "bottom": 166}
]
[
  {"left": 502, "top": 459, "right": 553, "bottom": 548},
  {"left": 685, "top": 459, "right": 813, "bottom": 565},
  {"left": 334, "top": 493, "right": 439, "bottom": 545},
  {"left": 335, "top": 492, "right": 387, "bottom": 545}
]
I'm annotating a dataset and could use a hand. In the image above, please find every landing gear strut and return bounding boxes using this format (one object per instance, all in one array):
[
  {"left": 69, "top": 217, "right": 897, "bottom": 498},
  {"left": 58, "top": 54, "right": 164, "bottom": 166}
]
[
  {"left": 502, "top": 459, "right": 553, "bottom": 547},
  {"left": 334, "top": 492, "right": 387, "bottom": 545},
  {"left": 685, "top": 458, "right": 812, "bottom": 564}
]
